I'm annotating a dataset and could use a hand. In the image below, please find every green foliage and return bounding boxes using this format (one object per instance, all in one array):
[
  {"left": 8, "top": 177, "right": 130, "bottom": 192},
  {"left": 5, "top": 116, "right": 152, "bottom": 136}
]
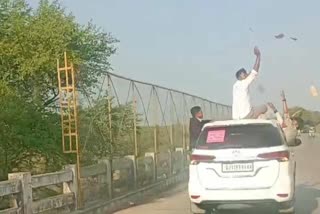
[
  {"left": 0, "top": 92, "right": 66, "bottom": 179},
  {"left": 0, "top": 0, "right": 118, "bottom": 106},
  {"left": 289, "top": 107, "right": 320, "bottom": 127},
  {"left": 0, "top": 0, "right": 117, "bottom": 178},
  {"left": 79, "top": 96, "right": 139, "bottom": 164}
]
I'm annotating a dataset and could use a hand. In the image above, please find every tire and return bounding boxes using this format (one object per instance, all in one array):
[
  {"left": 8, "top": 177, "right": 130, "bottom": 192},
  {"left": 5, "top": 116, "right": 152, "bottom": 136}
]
[
  {"left": 279, "top": 210, "right": 295, "bottom": 214},
  {"left": 190, "top": 202, "right": 206, "bottom": 214},
  {"left": 278, "top": 201, "right": 295, "bottom": 214},
  {"left": 205, "top": 210, "right": 217, "bottom": 214}
]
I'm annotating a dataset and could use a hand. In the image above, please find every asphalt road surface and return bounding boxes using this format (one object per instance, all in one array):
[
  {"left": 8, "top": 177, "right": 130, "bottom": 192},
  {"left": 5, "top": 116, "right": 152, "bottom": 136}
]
[{"left": 116, "top": 135, "right": 320, "bottom": 214}]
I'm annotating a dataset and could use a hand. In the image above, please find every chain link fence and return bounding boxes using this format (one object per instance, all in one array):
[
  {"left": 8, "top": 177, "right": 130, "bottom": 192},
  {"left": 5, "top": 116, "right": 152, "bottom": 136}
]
[{"left": 78, "top": 72, "right": 231, "bottom": 165}]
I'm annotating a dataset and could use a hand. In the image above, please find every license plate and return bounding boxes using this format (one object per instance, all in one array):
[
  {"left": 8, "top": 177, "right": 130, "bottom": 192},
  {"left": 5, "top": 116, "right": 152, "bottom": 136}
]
[{"left": 222, "top": 163, "right": 253, "bottom": 173}]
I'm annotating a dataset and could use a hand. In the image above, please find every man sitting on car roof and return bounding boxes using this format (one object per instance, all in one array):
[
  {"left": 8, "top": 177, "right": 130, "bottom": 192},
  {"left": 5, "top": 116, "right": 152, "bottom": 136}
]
[{"left": 232, "top": 46, "right": 268, "bottom": 120}]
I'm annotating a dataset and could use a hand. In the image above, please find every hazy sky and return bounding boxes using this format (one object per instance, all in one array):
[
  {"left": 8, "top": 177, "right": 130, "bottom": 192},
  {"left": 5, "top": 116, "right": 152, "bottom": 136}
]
[{"left": 26, "top": 0, "right": 320, "bottom": 110}]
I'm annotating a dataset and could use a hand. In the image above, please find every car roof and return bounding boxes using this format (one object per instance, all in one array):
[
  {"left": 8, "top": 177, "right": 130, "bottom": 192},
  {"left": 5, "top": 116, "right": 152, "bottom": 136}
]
[{"left": 203, "top": 119, "right": 278, "bottom": 129}]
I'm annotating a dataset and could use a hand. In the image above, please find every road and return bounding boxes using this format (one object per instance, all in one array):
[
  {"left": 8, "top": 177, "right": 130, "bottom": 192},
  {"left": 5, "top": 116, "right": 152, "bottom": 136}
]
[{"left": 116, "top": 135, "right": 320, "bottom": 214}]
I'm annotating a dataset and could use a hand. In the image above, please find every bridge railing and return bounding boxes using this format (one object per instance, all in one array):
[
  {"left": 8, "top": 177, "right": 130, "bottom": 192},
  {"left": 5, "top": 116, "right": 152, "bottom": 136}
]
[{"left": 0, "top": 149, "right": 187, "bottom": 214}]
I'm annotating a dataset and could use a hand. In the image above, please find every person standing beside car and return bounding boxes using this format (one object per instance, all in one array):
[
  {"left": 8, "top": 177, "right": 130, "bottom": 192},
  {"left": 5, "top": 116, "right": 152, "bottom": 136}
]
[{"left": 189, "top": 106, "right": 211, "bottom": 150}]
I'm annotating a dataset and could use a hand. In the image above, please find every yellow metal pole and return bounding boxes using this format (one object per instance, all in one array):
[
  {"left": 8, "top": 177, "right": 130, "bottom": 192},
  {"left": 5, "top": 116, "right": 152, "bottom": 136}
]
[
  {"left": 70, "top": 62, "right": 83, "bottom": 209},
  {"left": 182, "top": 94, "right": 187, "bottom": 151},
  {"left": 57, "top": 52, "right": 83, "bottom": 208},
  {"left": 57, "top": 58, "right": 66, "bottom": 153},
  {"left": 170, "top": 117, "right": 174, "bottom": 149},
  {"left": 152, "top": 87, "right": 158, "bottom": 180},
  {"left": 169, "top": 91, "right": 178, "bottom": 151},
  {"left": 107, "top": 75, "right": 113, "bottom": 154},
  {"left": 106, "top": 75, "right": 114, "bottom": 198},
  {"left": 153, "top": 88, "right": 158, "bottom": 155},
  {"left": 132, "top": 82, "right": 138, "bottom": 157},
  {"left": 64, "top": 52, "right": 73, "bottom": 152}
]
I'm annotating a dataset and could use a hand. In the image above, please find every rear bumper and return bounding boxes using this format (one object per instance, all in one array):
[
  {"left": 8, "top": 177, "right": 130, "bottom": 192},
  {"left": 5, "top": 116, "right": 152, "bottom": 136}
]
[
  {"left": 193, "top": 199, "right": 293, "bottom": 210},
  {"left": 189, "top": 187, "right": 294, "bottom": 204},
  {"left": 189, "top": 167, "right": 294, "bottom": 204}
]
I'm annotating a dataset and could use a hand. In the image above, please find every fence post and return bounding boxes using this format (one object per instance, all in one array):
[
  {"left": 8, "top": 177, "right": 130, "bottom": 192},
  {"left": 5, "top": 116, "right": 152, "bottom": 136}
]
[
  {"left": 125, "top": 155, "right": 137, "bottom": 190},
  {"left": 176, "top": 148, "right": 186, "bottom": 170},
  {"left": 8, "top": 172, "right": 32, "bottom": 214},
  {"left": 145, "top": 152, "right": 156, "bottom": 182},
  {"left": 98, "top": 159, "right": 113, "bottom": 199},
  {"left": 63, "top": 165, "right": 78, "bottom": 210},
  {"left": 168, "top": 150, "right": 173, "bottom": 176}
]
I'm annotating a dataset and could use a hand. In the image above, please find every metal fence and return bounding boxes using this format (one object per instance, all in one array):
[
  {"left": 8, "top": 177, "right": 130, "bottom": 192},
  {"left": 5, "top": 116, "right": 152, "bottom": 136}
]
[{"left": 78, "top": 72, "right": 232, "bottom": 165}]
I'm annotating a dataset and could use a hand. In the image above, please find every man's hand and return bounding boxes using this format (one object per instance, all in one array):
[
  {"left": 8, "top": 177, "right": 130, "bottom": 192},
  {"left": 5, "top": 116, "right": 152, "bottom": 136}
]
[
  {"left": 267, "top": 102, "right": 277, "bottom": 112},
  {"left": 281, "top": 90, "right": 286, "bottom": 101},
  {"left": 254, "top": 46, "right": 261, "bottom": 57},
  {"left": 253, "top": 46, "right": 261, "bottom": 72}
]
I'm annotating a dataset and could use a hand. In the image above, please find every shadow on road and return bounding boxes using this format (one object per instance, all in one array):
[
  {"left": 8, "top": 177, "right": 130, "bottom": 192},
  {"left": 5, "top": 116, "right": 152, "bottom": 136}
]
[
  {"left": 110, "top": 183, "right": 188, "bottom": 214},
  {"left": 295, "top": 184, "right": 320, "bottom": 214},
  {"left": 214, "top": 184, "right": 320, "bottom": 214}
]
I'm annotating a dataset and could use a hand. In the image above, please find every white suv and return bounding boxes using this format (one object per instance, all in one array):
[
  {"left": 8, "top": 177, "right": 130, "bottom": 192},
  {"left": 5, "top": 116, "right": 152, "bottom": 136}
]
[{"left": 189, "top": 119, "right": 301, "bottom": 214}]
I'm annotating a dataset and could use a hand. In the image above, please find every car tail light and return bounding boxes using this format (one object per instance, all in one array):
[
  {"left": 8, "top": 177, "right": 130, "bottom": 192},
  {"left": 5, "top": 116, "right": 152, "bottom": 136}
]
[
  {"left": 190, "top": 154, "right": 215, "bottom": 165},
  {"left": 277, "top": 193, "right": 289, "bottom": 198},
  {"left": 191, "top": 195, "right": 200, "bottom": 199},
  {"left": 257, "top": 151, "right": 289, "bottom": 162}
]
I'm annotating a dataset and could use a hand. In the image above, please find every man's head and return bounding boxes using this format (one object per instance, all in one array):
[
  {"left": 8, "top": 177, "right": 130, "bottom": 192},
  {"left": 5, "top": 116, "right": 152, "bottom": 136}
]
[
  {"left": 235, "top": 68, "right": 248, "bottom": 80},
  {"left": 190, "top": 106, "right": 203, "bottom": 119}
]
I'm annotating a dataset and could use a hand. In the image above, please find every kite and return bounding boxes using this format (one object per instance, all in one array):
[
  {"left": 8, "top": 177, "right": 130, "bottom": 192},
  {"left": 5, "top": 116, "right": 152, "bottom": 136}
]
[
  {"left": 275, "top": 33, "right": 285, "bottom": 39},
  {"left": 290, "top": 37, "right": 298, "bottom": 41},
  {"left": 310, "top": 85, "right": 318, "bottom": 97}
]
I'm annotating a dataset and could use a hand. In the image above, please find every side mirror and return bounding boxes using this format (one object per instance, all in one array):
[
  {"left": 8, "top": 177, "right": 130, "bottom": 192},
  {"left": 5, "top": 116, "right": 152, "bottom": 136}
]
[
  {"left": 284, "top": 127, "right": 300, "bottom": 147},
  {"left": 294, "top": 138, "right": 302, "bottom": 147},
  {"left": 287, "top": 137, "right": 302, "bottom": 147}
]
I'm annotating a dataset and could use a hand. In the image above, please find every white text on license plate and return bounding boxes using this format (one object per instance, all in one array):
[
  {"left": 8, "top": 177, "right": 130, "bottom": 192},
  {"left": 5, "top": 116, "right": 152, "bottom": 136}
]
[{"left": 222, "top": 163, "right": 253, "bottom": 172}]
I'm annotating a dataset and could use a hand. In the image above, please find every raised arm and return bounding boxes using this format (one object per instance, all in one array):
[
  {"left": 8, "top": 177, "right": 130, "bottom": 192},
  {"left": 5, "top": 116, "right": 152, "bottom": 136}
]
[
  {"left": 268, "top": 103, "right": 284, "bottom": 125},
  {"left": 253, "top": 46, "right": 261, "bottom": 72},
  {"left": 242, "top": 47, "right": 261, "bottom": 87},
  {"left": 281, "top": 90, "right": 290, "bottom": 119}
]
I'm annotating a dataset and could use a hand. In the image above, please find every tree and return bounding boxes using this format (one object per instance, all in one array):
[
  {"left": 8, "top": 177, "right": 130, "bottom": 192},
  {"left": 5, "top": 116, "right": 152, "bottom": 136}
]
[
  {"left": 79, "top": 95, "right": 140, "bottom": 164},
  {"left": 289, "top": 107, "right": 320, "bottom": 129},
  {"left": 0, "top": 91, "right": 67, "bottom": 179},
  {"left": 0, "top": 0, "right": 120, "bottom": 178},
  {"left": 0, "top": 0, "right": 118, "bottom": 107}
]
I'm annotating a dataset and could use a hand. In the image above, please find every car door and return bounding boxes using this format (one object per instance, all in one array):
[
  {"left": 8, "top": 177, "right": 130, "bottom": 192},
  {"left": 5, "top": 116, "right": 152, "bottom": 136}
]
[{"left": 279, "top": 125, "right": 296, "bottom": 187}]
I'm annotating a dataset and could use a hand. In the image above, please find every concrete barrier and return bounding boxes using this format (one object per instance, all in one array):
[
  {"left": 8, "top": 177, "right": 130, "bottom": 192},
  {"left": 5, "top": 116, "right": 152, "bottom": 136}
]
[
  {"left": 0, "top": 149, "right": 188, "bottom": 214},
  {"left": 72, "top": 170, "right": 188, "bottom": 214}
]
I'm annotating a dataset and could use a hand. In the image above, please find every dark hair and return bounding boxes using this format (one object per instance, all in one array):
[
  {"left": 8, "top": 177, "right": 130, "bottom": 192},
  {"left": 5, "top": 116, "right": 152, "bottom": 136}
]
[
  {"left": 235, "top": 68, "right": 247, "bottom": 80},
  {"left": 190, "top": 106, "right": 201, "bottom": 117}
]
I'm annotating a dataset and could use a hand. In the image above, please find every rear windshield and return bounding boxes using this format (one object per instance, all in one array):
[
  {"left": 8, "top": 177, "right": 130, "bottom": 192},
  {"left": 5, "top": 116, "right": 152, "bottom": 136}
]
[{"left": 196, "top": 124, "right": 284, "bottom": 150}]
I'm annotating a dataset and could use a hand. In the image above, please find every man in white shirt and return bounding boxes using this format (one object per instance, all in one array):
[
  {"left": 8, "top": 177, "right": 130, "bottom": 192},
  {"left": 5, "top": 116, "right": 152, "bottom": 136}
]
[{"left": 232, "top": 46, "right": 268, "bottom": 119}]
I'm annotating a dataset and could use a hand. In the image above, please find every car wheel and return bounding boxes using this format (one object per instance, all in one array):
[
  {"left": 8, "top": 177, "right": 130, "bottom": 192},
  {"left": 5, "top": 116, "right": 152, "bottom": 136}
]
[
  {"left": 278, "top": 203, "right": 295, "bottom": 214},
  {"left": 190, "top": 202, "right": 206, "bottom": 214},
  {"left": 205, "top": 209, "right": 219, "bottom": 214},
  {"left": 279, "top": 210, "right": 295, "bottom": 214}
]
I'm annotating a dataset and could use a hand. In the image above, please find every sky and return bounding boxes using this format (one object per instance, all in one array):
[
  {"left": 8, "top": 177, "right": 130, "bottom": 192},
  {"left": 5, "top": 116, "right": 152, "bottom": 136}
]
[{"left": 26, "top": 0, "right": 320, "bottom": 110}]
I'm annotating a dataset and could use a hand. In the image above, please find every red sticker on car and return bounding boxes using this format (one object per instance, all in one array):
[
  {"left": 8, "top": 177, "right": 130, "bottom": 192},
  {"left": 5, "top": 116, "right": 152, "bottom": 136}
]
[{"left": 206, "top": 129, "right": 226, "bottom": 143}]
